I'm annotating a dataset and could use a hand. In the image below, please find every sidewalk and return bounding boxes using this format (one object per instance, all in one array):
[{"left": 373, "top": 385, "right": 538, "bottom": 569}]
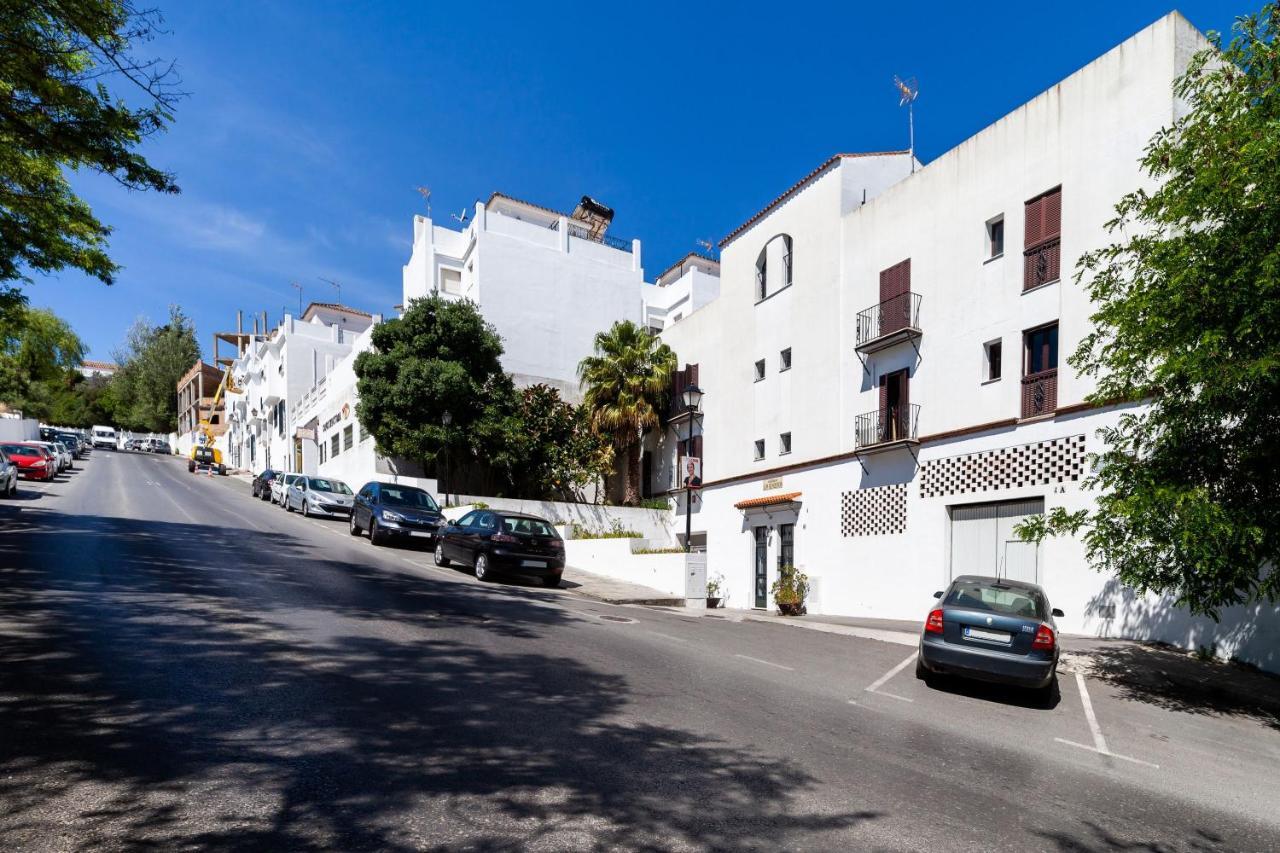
[
  {"left": 563, "top": 566, "right": 685, "bottom": 607},
  {"left": 713, "top": 610, "right": 919, "bottom": 647}
]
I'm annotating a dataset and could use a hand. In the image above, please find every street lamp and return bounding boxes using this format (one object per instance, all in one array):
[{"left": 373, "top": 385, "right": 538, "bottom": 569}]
[
  {"left": 441, "top": 410, "right": 452, "bottom": 506},
  {"left": 681, "top": 384, "right": 704, "bottom": 552}
]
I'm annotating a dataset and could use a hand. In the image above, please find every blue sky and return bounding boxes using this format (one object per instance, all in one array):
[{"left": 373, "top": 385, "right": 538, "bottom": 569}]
[{"left": 30, "top": 1, "right": 1237, "bottom": 361}]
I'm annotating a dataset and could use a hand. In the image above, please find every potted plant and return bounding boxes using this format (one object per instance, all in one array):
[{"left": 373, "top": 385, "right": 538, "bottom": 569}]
[
  {"left": 771, "top": 564, "right": 809, "bottom": 616},
  {"left": 705, "top": 574, "right": 724, "bottom": 609}
]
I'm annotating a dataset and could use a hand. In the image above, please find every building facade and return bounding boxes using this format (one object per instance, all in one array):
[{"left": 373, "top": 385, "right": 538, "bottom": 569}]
[
  {"left": 655, "top": 14, "right": 1275, "bottom": 667},
  {"left": 643, "top": 253, "right": 721, "bottom": 335}
]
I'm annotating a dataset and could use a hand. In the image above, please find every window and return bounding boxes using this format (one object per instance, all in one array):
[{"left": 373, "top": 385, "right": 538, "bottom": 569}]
[
  {"left": 440, "top": 267, "right": 462, "bottom": 295},
  {"left": 984, "top": 340, "right": 1003, "bottom": 382},
  {"left": 1024, "top": 323, "right": 1059, "bottom": 375},
  {"left": 779, "top": 432, "right": 792, "bottom": 455},
  {"left": 754, "top": 359, "right": 766, "bottom": 382},
  {"left": 987, "top": 216, "right": 1005, "bottom": 258},
  {"left": 779, "top": 348, "right": 792, "bottom": 371},
  {"left": 320, "top": 443, "right": 326, "bottom": 464},
  {"left": 331, "top": 434, "right": 340, "bottom": 457},
  {"left": 1023, "top": 187, "right": 1062, "bottom": 290},
  {"left": 755, "top": 234, "right": 794, "bottom": 302},
  {"left": 753, "top": 439, "right": 765, "bottom": 461},
  {"left": 343, "top": 424, "right": 354, "bottom": 450},
  {"left": 755, "top": 248, "right": 768, "bottom": 301}
]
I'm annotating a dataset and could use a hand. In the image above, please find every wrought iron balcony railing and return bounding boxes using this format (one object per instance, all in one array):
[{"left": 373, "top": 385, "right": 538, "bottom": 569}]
[
  {"left": 854, "top": 403, "right": 920, "bottom": 451},
  {"left": 855, "top": 292, "right": 922, "bottom": 352},
  {"left": 1021, "top": 369, "right": 1058, "bottom": 418}
]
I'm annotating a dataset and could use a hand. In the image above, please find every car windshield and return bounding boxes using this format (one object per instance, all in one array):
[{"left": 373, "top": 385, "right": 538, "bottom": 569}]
[
  {"left": 309, "top": 478, "right": 351, "bottom": 494},
  {"left": 381, "top": 487, "right": 438, "bottom": 510},
  {"left": 944, "top": 581, "right": 1046, "bottom": 620},
  {"left": 501, "top": 516, "right": 556, "bottom": 537}
]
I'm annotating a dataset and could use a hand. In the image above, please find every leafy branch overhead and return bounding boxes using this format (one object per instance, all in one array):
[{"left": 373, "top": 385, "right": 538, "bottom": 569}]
[
  {"left": 0, "top": 0, "right": 182, "bottom": 287},
  {"left": 1019, "top": 5, "right": 1280, "bottom": 617}
]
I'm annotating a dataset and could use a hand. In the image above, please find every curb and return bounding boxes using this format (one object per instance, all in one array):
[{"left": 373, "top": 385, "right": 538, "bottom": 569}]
[{"left": 574, "top": 591, "right": 686, "bottom": 607}]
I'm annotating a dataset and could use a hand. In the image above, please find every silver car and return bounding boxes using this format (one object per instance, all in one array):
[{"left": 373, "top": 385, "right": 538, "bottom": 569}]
[
  {"left": 286, "top": 476, "right": 354, "bottom": 517},
  {"left": 35, "top": 441, "right": 69, "bottom": 472},
  {"left": 271, "top": 472, "right": 302, "bottom": 506},
  {"left": 0, "top": 448, "right": 17, "bottom": 497}
]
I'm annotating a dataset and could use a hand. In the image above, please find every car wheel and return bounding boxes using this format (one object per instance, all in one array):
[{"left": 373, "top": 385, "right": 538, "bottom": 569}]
[
  {"left": 369, "top": 519, "right": 385, "bottom": 546},
  {"left": 302, "top": 500, "right": 310, "bottom": 518},
  {"left": 474, "top": 552, "right": 491, "bottom": 581},
  {"left": 915, "top": 656, "right": 934, "bottom": 686},
  {"left": 543, "top": 575, "right": 561, "bottom": 588},
  {"left": 434, "top": 544, "right": 450, "bottom": 567},
  {"left": 1036, "top": 675, "right": 1060, "bottom": 709},
  {"left": 349, "top": 514, "right": 361, "bottom": 536},
  {"left": 285, "top": 498, "right": 294, "bottom": 513}
]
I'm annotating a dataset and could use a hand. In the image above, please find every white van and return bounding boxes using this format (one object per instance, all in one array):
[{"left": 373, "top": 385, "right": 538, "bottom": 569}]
[{"left": 92, "top": 425, "right": 117, "bottom": 450}]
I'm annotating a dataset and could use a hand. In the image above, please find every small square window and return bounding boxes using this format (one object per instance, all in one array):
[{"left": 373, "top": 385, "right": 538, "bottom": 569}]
[
  {"left": 753, "top": 439, "right": 765, "bottom": 461},
  {"left": 779, "top": 348, "right": 792, "bottom": 371},
  {"left": 984, "top": 339, "right": 1003, "bottom": 382},
  {"left": 754, "top": 359, "right": 766, "bottom": 382},
  {"left": 779, "top": 432, "right": 792, "bottom": 455},
  {"left": 987, "top": 216, "right": 1005, "bottom": 258}
]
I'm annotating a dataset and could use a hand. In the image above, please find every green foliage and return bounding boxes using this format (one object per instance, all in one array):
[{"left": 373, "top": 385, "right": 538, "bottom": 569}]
[
  {"left": 634, "top": 546, "right": 686, "bottom": 555},
  {"left": 1017, "top": 7, "right": 1280, "bottom": 617},
  {"left": 578, "top": 320, "right": 677, "bottom": 506},
  {"left": 639, "top": 497, "right": 672, "bottom": 511},
  {"left": 567, "top": 519, "right": 642, "bottom": 540},
  {"left": 771, "top": 564, "right": 809, "bottom": 611},
  {"left": 0, "top": 0, "right": 180, "bottom": 286},
  {"left": 110, "top": 305, "right": 199, "bottom": 433},
  {"left": 0, "top": 304, "right": 85, "bottom": 419},
  {"left": 706, "top": 573, "right": 723, "bottom": 597}
]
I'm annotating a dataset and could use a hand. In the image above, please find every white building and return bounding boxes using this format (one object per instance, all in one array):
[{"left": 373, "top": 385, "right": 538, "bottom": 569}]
[
  {"left": 78, "top": 360, "right": 117, "bottom": 379},
  {"left": 224, "top": 303, "right": 374, "bottom": 474},
  {"left": 655, "top": 13, "right": 1277, "bottom": 669},
  {"left": 642, "top": 253, "right": 721, "bottom": 335},
  {"left": 402, "top": 192, "right": 645, "bottom": 401}
]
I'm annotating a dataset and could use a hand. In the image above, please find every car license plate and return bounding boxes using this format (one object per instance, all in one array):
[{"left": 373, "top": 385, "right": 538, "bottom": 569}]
[
  {"left": 409, "top": 531, "right": 434, "bottom": 538},
  {"left": 964, "top": 626, "right": 1012, "bottom": 643},
  {"left": 521, "top": 560, "right": 545, "bottom": 568}
]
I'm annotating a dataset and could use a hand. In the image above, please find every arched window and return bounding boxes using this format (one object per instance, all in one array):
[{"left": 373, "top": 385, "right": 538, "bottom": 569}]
[
  {"left": 755, "top": 247, "right": 768, "bottom": 301},
  {"left": 755, "top": 234, "right": 794, "bottom": 302}
]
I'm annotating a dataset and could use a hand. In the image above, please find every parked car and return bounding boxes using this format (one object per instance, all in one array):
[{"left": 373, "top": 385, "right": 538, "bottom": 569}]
[
  {"left": 916, "top": 575, "right": 1064, "bottom": 703},
  {"left": 91, "top": 425, "right": 117, "bottom": 450},
  {"left": 251, "top": 469, "right": 278, "bottom": 500},
  {"left": 434, "top": 509, "right": 565, "bottom": 587},
  {"left": 286, "top": 476, "right": 354, "bottom": 517},
  {"left": 35, "top": 441, "right": 69, "bottom": 472},
  {"left": 271, "top": 472, "right": 302, "bottom": 505},
  {"left": 148, "top": 439, "right": 170, "bottom": 454},
  {"left": 2, "top": 443, "right": 56, "bottom": 481},
  {"left": 0, "top": 448, "right": 17, "bottom": 497},
  {"left": 349, "top": 482, "right": 443, "bottom": 547},
  {"left": 124, "top": 438, "right": 142, "bottom": 451},
  {"left": 56, "top": 432, "right": 84, "bottom": 458}
]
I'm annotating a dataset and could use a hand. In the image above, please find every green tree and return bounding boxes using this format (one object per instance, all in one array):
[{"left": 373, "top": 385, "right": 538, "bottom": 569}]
[
  {"left": 1, "top": 0, "right": 180, "bottom": 292},
  {"left": 578, "top": 320, "right": 677, "bottom": 506},
  {"left": 1018, "top": 6, "right": 1280, "bottom": 617},
  {"left": 501, "top": 384, "right": 616, "bottom": 501},
  {"left": 111, "top": 304, "right": 199, "bottom": 432},
  {"left": 354, "top": 295, "right": 507, "bottom": 480},
  {"left": 0, "top": 305, "right": 85, "bottom": 418}
]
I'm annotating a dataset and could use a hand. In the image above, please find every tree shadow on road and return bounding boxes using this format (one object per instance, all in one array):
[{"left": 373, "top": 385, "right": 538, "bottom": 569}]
[{"left": 0, "top": 509, "right": 880, "bottom": 851}]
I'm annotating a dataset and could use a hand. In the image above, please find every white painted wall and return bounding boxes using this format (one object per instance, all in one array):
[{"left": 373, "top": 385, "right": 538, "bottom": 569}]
[
  {"left": 562, "top": 539, "right": 687, "bottom": 597},
  {"left": 0, "top": 417, "right": 39, "bottom": 441}
]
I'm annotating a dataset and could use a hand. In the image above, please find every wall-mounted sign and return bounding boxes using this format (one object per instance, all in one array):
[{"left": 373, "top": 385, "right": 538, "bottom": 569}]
[
  {"left": 296, "top": 428, "right": 316, "bottom": 441},
  {"left": 322, "top": 413, "right": 341, "bottom": 431},
  {"left": 763, "top": 477, "right": 784, "bottom": 491}
]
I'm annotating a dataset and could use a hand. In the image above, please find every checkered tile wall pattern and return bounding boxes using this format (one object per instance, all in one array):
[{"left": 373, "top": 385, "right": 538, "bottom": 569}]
[
  {"left": 919, "top": 434, "right": 1086, "bottom": 499},
  {"left": 840, "top": 483, "right": 907, "bottom": 537}
]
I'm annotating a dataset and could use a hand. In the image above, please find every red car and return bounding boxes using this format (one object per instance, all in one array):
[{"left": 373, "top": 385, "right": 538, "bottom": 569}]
[{"left": 1, "top": 443, "right": 56, "bottom": 481}]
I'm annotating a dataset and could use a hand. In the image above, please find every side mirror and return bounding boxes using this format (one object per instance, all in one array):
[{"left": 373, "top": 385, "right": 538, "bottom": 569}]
[
  {"left": 1052, "top": 608, "right": 1065, "bottom": 618},
  {"left": 933, "top": 591, "right": 944, "bottom": 599}
]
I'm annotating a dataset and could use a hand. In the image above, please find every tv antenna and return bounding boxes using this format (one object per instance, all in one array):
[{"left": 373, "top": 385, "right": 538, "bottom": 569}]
[
  {"left": 695, "top": 238, "right": 717, "bottom": 257},
  {"left": 290, "top": 281, "right": 303, "bottom": 317},
  {"left": 319, "top": 276, "right": 341, "bottom": 305},
  {"left": 415, "top": 185, "right": 432, "bottom": 218},
  {"left": 451, "top": 208, "right": 469, "bottom": 225},
  {"left": 894, "top": 75, "right": 919, "bottom": 172}
]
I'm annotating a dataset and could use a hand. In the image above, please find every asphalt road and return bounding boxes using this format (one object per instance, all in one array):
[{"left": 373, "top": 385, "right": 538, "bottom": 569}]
[{"left": 1, "top": 450, "right": 1278, "bottom": 852}]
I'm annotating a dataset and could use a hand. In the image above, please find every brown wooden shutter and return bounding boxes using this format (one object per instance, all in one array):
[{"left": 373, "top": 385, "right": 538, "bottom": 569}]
[
  {"left": 689, "top": 363, "right": 699, "bottom": 387},
  {"left": 878, "top": 373, "right": 888, "bottom": 415},
  {"left": 879, "top": 259, "right": 911, "bottom": 335},
  {"left": 1042, "top": 188, "right": 1061, "bottom": 240},
  {"left": 1024, "top": 196, "right": 1045, "bottom": 246},
  {"left": 1023, "top": 187, "right": 1062, "bottom": 290}
]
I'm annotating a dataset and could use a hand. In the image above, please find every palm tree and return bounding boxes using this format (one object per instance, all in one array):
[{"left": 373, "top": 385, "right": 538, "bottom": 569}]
[{"left": 578, "top": 320, "right": 677, "bottom": 506}]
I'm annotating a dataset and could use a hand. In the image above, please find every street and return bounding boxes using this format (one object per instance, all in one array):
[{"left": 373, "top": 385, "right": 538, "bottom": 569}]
[{"left": 1, "top": 451, "right": 1278, "bottom": 851}]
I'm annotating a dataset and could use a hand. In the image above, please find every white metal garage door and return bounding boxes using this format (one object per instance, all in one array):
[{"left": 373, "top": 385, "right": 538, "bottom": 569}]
[{"left": 949, "top": 498, "right": 1045, "bottom": 584}]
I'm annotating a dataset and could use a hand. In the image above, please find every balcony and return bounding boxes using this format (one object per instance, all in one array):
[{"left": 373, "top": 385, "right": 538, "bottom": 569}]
[
  {"left": 1023, "top": 238, "right": 1061, "bottom": 291},
  {"left": 1021, "top": 369, "right": 1058, "bottom": 418},
  {"left": 855, "top": 292, "right": 922, "bottom": 354},
  {"left": 854, "top": 404, "right": 920, "bottom": 453}
]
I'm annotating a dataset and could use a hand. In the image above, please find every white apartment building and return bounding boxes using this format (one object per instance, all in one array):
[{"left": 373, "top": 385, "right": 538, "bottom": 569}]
[
  {"left": 655, "top": 13, "right": 1277, "bottom": 668},
  {"left": 402, "top": 192, "right": 645, "bottom": 402},
  {"left": 224, "top": 303, "right": 374, "bottom": 474},
  {"left": 642, "top": 253, "right": 721, "bottom": 334}
]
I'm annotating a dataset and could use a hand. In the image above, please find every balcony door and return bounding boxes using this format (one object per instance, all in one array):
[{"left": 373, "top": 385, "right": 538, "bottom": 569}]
[{"left": 878, "top": 369, "right": 910, "bottom": 442}]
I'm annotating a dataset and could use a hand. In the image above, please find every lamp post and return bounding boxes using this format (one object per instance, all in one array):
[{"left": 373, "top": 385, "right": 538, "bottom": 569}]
[
  {"left": 681, "top": 384, "right": 704, "bottom": 552},
  {"left": 441, "top": 410, "right": 452, "bottom": 506}
]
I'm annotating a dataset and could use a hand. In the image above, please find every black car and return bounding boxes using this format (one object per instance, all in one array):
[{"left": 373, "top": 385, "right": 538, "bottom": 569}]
[
  {"left": 917, "top": 575, "right": 1064, "bottom": 702},
  {"left": 349, "top": 482, "right": 444, "bottom": 547},
  {"left": 56, "top": 432, "right": 85, "bottom": 458},
  {"left": 434, "top": 510, "right": 565, "bottom": 587},
  {"left": 251, "top": 469, "right": 278, "bottom": 500}
]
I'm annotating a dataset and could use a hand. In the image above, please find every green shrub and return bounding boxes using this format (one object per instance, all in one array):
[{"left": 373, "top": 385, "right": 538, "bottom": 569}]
[
  {"left": 639, "top": 497, "right": 672, "bottom": 511},
  {"left": 634, "top": 546, "right": 686, "bottom": 555}
]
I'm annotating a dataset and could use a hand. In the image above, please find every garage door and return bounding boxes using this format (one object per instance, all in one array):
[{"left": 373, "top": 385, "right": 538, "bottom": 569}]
[{"left": 949, "top": 498, "right": 1044, "bottom": 584}]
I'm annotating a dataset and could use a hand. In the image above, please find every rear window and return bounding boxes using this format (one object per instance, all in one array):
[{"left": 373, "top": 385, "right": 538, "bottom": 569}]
[
  {"left": 944, "top": 581, "right": 1045, "bottom": 620},
  {"left": 381, "top": 487, "right": 439, "bottom": 510},
  {"left": 501, "top": 516, "right": 556, "bottom": 537}
]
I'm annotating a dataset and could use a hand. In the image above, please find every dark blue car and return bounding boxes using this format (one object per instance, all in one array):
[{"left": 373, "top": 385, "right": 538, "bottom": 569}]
[
  {"left": 917, "top": 575, "right": 1064, "bottom": 702},
  {"left": 349, "top": 482, "right": 444, "bottom": 547}
]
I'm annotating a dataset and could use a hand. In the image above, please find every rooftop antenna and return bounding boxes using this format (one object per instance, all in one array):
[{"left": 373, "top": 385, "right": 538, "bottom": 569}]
[
  {"left": 290, "top": 281, "right": 303, "bottom": 317},
  {"left": 894, "top": 75, "right": 919, "bottom": 173},
  {"left": 695, "top": 238, "right": 717, "bottom": 257},
  {"left": 451, "top": 207, "right": 469, "bottom": 225},
  {"left": 319, "top": 276, "right": 341, "bottom": 305},
  {"left": 415, "top": 186, "right": 432, "bottom": 219}
]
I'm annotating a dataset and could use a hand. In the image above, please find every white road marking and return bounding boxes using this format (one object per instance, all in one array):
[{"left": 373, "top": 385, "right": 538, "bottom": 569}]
[
  {"left": 649, "top": 632, "right": 688, "bottom": 644},
  {"left": 734, "top": 654, "right": 794, "bottom": 671},
  {"left": 865, "top": 652, "right": 918, "bottom": 702},
  {"left": 1052, "top": 670, "right": 1159, "bottom": 768}
]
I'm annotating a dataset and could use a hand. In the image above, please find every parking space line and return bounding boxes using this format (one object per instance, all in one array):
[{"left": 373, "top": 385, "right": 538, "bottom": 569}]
[
  {"left": 1053, "top": 670, "right": 1159, "bottom": 768},
  {"left": 649, "top": 632, "right": 688, "bottom": 644},
  {"left": 863, "top": 652, "right": 918, "bottom": 703},
  {"left": 734, "top": 654, "right": 794, "bottom": 671}
]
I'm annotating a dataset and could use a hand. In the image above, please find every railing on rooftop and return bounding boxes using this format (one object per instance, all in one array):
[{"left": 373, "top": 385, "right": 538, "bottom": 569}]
[{"left": 549, "top": 220, "right": 634, "bottom": 253}]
